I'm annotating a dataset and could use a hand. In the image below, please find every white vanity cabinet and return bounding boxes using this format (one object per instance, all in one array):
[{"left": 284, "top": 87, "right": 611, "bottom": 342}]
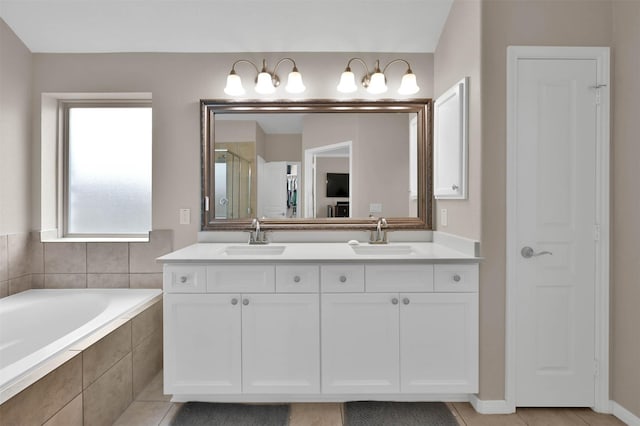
[
  {"left": 321, "top": 263, "right": 478, "bottom": 395},
  {"left": 164, "top": 264, "right": 320, "bottom": 396},
  {"left": 163, "top": 257, "right": 479, "bottom": 401}
]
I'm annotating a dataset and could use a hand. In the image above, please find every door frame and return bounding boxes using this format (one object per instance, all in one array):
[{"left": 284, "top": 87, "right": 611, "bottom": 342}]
[{"left": 505, "top": 46, "right": 610, "bottom": 413}]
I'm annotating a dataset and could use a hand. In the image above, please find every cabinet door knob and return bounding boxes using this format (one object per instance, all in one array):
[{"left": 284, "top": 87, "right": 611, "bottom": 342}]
[
  {"left": 231, "top": 298, "right": 238, "bottom": 305},
  {"left": 453, "top": 274, "right": 461, "bottom": 282},
  {"left": 242, "top": 299, "right": 249, "bottom": 306},
  {"left": 339, "top": 275, "right": 347, "bottom": 283},
  {"left": 179, "top": 276, "right": 187, "bottom": 284},
  {"left": 403, "top": 298, "right": 410, "bottom": 305},
  {"left": 391, "top": 298, "right": 399, "bottom": 305},
  {"left": 452, "top": 184, "right": 459, "bottom": 190},
  {"left": 293, "top": 275, "right": 301, "bottom": 283}
]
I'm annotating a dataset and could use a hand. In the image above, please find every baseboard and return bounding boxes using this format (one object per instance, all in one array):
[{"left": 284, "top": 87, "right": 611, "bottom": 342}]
[
  {"left": 469, "top": 395, "right": 514, "bottom": 414},
  {"left": 612, "top": 401, "right": 640, "bottom": 426}
]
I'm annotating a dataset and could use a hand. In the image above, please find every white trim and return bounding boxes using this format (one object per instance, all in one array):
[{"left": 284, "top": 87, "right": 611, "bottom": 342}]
[
  {"left": 170, "top": 393, "right": 473, "bottom": 403},
  {"left": 612, "top": 401, "right": 640, "bottom": 426},
  {"left": 469, "top": 396, "right": 513, "bottom": 414},
  {"left": 505, "top": 46, "right": 610, "bottom": 412}
]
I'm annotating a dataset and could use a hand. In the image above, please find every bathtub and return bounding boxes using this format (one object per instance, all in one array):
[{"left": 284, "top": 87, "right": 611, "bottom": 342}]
[{"left": 0, "top": 288, "right": 162, "bottom": 393}]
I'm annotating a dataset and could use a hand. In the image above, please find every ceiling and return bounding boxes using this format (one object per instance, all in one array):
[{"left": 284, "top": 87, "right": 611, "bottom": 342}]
[{"left": 0, "top": 0, "right": 453, "bottom": 53}]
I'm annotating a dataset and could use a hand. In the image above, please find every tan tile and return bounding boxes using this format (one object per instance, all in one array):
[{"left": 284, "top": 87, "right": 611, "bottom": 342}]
[
  {"left": 129, "top": 230, "right": 172, "bottom": 273},
  {"left": 31, "top": 273, "right": 44, "bottom": 289},
  {"left": 135, "top": 370, "right": 171, "bottom": 402},
  {"left": 0, "top": 280, "right": 8, "bottom": 298},
  {"left": 573, "top": 408, "right": 627, "bottom": 425},
  {"left": 132, "top": 327, "right": 163, "bottom": 399},
  {"left": 44, "top": 242, "right": 86, "bottom": 273},
  {"left": 0, "top": 353, "right": 82, "bottom": 425},
  {"left": 446, "top": 401, "right": 467, "bottom": 426},
  {"left": 87, "top": 273, "right": 130, "bottom": 288},
  {"left": 517, "top": 407, "right": 589, "bottom": 426},
  {"left": 8, "top": 233, "right": 29, "bottom": 279},
  {"left": 29, "top": 231, "right": 44, "bottom": 273},
  {"left": 453, "top": 402, "right": 527, "bottom": 426},
  {"left": 8, "top": 274, "right": 31, "bottom": 295},
  {"left": 83, "top": 352, "right": 133, "bottom": 426},
  {"left": 82, "top": 322, "right": 132, "bottom": 388},
  {"left": 44, "top": 273, "right": 87, "bottom": 288},
  {"left": 113, "top": 401, "right": 172, "bottom": 426},
  {"left": 43, "top": 393, "right": 83, "bottom": 426},
  {"left": 87, "top": 242, "right": 129, "bottom": 273},
  {"left": 289, "top": 403, "right": 343, "bottom": 426},
  {"left": 159, "top": 403, "right": 184, "bottom": 426},
  {"left": 0, "top": 234, "right": 8, "bottom": 281},
  {"left": 132, "top": 299, "right": 162, "bottom": 347},
  {"left": 130, "top": 273, "right": 163, "bottom": 289}
]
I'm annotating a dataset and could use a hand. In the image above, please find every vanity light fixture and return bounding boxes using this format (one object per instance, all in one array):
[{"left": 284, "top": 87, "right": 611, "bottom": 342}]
[
  {"left": 337, "top": 58, "right": 420, "bottom": 95},
  {"left": 224, "top": 58, "right": 306, "bottom": 96}
]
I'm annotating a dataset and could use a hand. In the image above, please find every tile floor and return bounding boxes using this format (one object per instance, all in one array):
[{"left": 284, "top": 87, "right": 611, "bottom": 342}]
[{"left": 114, "top": 372, "right": 626, "bottom": 426}]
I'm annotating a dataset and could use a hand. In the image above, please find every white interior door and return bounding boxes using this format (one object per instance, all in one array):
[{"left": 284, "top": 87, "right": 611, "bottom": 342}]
[
  {"left": 513, "top": 57, "right": 598, "bottom": 406},
  {"left": 258, "top": 161, "right": 287, "bottom": 218}
]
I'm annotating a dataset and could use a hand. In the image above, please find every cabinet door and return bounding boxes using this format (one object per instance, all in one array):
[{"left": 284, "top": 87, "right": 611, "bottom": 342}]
[
  {"left": 164, "top": 294, "right": 241, "bottom": 394},
  {"left": 400, "top": 292, "right": 478, "bottom": 393},
  {"left": 321, "top": 293, "right": 400, "bottom": 393},
  {"left": 241, "top": 294, "right": 320, "bottom": 393}
]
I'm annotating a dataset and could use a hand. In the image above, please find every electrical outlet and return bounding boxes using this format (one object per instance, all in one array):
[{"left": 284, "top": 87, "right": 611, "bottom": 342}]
[
  {"left": 179, "top": 208, "right": 191, "bottom": 225},
  {"left": 440, "top": 208, "right": 448, "bottom": 227}
]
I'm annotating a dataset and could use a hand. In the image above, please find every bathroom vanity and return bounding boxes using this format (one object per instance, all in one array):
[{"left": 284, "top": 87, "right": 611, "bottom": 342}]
[{"left": 159, "top": 241, "right": 480, "bottom": 402}]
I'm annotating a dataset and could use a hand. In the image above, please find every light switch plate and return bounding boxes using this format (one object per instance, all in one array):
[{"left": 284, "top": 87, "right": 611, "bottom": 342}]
[
  {"left": 369, "top": 203, "right": 383, "bottom": 214},
  {"left": 179, "top": 208, "right": 191, "bottom": 225},
  {"left": 440, "top": 208, "right": 448, "bottom": 227}
]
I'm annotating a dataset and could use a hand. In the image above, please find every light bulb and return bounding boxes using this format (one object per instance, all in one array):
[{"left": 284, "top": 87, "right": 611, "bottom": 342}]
[
  {"left": 398, "top": 71, "right": 420, "bottom": 95},
  {"left": 367, "top": 72, "right": 388, "bottom": 94},
  {"left": 337, "top": 70, "right": 358, "bottom": 93},
  {"left": 224, "top": 72, "right": 245, "bottom": 96},
  {"left": 255, "top": 72, "right": 276, "bottom": 94},
  {"left": 285, "top": 70, "right": 306, "bottom": 93}
]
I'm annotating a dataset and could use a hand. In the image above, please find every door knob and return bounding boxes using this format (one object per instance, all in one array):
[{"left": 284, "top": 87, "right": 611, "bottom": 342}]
[
  {"left": 293, "top": 275, "right": 301, "bottom": 283},
  {"left": 231, "top": 298, "right": 238, "bottom": 305},
  {"left": 391, "top": 298, "right": 399, "bottom": 305},
  {"left": 242, "top": 299, "right": 249, "bottom": 306},
  {"left": 339, "top": 275, "right": 347, "bottom": 283},
  {"left": 521, "top": 246, "right": 553, "bottom": 258}
]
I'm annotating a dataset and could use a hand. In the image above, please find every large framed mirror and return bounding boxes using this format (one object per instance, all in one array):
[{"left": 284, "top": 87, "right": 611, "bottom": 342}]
[{"left": 201, "top": 100, "right": 432, "bottom": 231}]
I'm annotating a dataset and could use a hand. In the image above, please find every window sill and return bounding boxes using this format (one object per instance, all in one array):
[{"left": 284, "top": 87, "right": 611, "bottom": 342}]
[
  {"left": 41, "top": 237, "right": 150, "bottom": 243},
  {"left": 40, "top": 230, "right": 150, "bottom": 243}
]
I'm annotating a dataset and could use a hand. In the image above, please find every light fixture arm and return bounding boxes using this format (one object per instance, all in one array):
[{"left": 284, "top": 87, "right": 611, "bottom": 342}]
[
  {"left": 381, "top": 58, "right": 414, "bottom": 74},
  {"left": 272, "top": 57, "right": 299, "bottom": 76},
  {"left": 344, "top": 57, "right": 373, "bottom": 87},
  {"left": 228, "top": 59, "right": 261, "bottom": 75}
]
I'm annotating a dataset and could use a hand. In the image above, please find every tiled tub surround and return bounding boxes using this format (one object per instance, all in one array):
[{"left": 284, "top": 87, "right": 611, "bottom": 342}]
[
  {"left": 0, "top": 290, "right": 163, "bottom": 425},
  {"left": 0, "top": 230, "right": 173, "bottom": 298}
]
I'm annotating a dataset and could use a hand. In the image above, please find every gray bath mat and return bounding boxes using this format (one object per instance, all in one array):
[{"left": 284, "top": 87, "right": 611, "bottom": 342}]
[
  {"left": 344, "top": 401, "right": 458, "bottom": 426},
  {"left": 170, "top": 402, "right": 290, "bottom": 426}
]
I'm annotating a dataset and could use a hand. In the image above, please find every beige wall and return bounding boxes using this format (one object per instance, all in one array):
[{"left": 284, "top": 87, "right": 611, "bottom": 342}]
[
  {"left": 0, "top": 19, "right": 32, "bottom": 235},
  {"left": 264, "top": 134, "right": 302, "bottom": 163},
  {"left": 433, "top": 0, "right": 482, "bottom": 241},
  {"left": 611, "top": 0, "right": 640, "bottom": 417},
  {"left": 30, "top": 52, "right": 433, "bottom": 249}
]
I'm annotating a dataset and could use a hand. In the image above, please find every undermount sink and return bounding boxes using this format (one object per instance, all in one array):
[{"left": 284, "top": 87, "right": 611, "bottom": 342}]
[
  {"left": 223, "top": 245, "right": 286, "bottom": 256},
  {"left": 350, "top": 245, "right": 415, "bottom": 255}
]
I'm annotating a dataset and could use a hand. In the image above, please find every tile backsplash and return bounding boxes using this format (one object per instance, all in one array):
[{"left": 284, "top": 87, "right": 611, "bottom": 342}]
[{"left": 0, "top": 230, "right": 172, "bottom": 298}]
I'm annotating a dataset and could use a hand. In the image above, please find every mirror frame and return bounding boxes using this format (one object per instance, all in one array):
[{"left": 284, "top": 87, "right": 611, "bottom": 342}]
[{"left": 201, "top": 99, "right": 433, "bottom": 231}]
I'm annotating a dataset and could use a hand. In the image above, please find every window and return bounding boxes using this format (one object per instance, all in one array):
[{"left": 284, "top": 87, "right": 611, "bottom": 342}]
[{"left": 63, "top": 102, "right": 152, "bottom": 237}]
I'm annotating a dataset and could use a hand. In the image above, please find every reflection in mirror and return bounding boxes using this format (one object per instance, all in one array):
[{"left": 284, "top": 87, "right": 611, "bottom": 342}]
[{"left": 201, "top": 100, "right": 432, "bottom": 231}]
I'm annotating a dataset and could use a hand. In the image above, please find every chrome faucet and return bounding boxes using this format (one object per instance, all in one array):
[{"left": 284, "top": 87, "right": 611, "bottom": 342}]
[
  {"left": 369, "top": 217, "right": 388, "bottom": 244},
  {"left": 249, "top": 218, "right": 268, "bottom": 244}
]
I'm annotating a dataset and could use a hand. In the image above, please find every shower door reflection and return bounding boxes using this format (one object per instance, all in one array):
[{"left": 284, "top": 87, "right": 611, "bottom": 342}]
[{"left": 214, "top": 148, "right": 253, "bottom": 219}]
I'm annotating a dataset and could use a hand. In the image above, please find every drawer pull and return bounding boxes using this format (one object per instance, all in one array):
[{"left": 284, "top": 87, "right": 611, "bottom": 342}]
[
  {"left": 453, "top": 274, "right": 461, "bottom": 282},
  {"left": 391, "top": 298, "right": 399, "bottom": 305},
  {"left": 243, "top": 299, "right": 249, "bottom": 306},
  {"left": 231, "top": 298, "right": 238, "bottom": 305},
  {"left": 180, "top": 276, "right": 188, "bottom": 284},
  {"left": 339, "top": 275, "right": 347, "bottom": 283},
  {"left": 293, "top": 275, "right": 301, "bottom": 283},
  {"left": 403, "top": 298, "right": 410, "bottom": 305}
]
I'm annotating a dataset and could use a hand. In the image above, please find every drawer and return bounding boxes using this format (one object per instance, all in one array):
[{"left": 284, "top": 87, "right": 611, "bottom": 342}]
[
  {"left": 366, "top": 264, "right": 434, "bottom": 292},
  {"left": 276, "top": 264, "right": 319, "bottom": 293},
  {"left": 207, "top": 264, "right": 275, "bottom": 293},
  {"left": 163, "top": 265, "right": 207, "bottom": 293},
  {"left": 320, "top": 265, "right": 365, "bottom": 292},
  {"left": 434, "top": 264, "right": 479, "bottom": 292}
]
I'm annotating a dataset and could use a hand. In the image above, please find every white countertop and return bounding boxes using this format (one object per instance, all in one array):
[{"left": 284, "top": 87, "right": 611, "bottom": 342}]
[{"left": 157, "top": 242, "right": 480, "bottom": 263}]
